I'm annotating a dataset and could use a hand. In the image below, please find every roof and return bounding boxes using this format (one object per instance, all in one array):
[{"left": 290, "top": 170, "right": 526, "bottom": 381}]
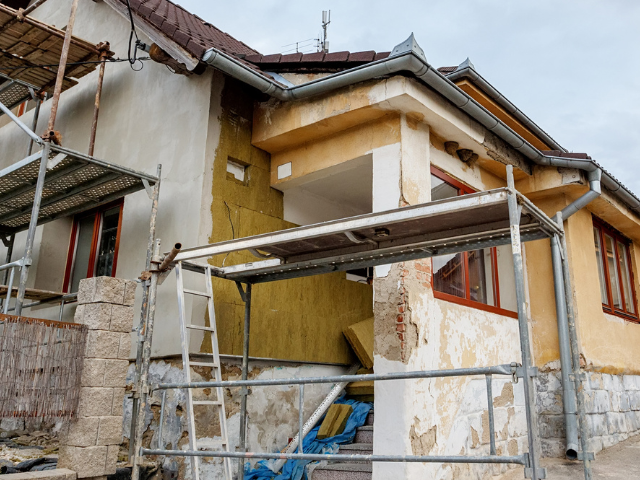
[{"left": 117, "top": 0, "right": 257, "bottom": 61}]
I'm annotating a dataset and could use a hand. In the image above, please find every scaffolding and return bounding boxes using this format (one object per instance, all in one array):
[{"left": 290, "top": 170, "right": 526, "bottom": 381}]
[
  {"left": 0, "top": 1, "right": 160, "bottom": 318},
  {"left": 131, "top": 165, "right": 591, "bottom": 480}
]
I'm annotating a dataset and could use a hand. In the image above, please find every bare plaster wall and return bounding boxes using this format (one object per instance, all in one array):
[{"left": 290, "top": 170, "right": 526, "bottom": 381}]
[{"left": 0, "top": 0, "right": 215, "bottom": 357}]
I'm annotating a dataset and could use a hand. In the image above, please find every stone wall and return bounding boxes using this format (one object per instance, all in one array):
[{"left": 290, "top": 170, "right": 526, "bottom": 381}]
[
  {"left": 58, "top": 277, "right": 136, "bottom": 479},
  {"left": 536, "top": 370, "right": 640, "bottom": 457},
  {"left": 0, "top": 470, "right": 76, "bottom": 480}
]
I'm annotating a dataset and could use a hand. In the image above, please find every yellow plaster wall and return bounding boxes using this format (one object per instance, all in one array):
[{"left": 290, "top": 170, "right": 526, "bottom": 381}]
[{"left": 205, "top": 78, "right": 373, "bottom": 364}]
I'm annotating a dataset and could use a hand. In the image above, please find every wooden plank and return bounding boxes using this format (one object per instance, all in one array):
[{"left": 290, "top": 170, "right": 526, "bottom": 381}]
[
  {"left": 343, "top": 317, "right": 374, "bottom": 369},
  {"left": 317, "top": 404, "right": 353, "bottom": 440},
  {"left": 0, "top": 285, "right": 64, "bottom": 301}
]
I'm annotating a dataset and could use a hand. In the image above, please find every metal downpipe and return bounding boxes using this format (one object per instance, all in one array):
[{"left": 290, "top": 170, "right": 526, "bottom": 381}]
[{"left": 550, "top": 234, "right": 579, "bottom": 458}]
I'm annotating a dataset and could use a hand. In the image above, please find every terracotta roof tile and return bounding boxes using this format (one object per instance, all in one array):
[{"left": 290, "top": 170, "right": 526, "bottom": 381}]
[
  {"left": 280, "top": 52, "right": 303, "bottom": 63},
  {"left": 374, "top": 52, "right": 390, "bottom": 61},
  {"left": 261, "top": 54, "right": 282, "bottom": 63},
  {"left": 347, "top": 50, "right": 375, "bottom": 62},
  {"left": 324, "top": 51, "right": 349, "bottom": 62},
  {"left": 541, "top": 150, "right": 592, "bottom": 160},
  {"left": 301, "top": 52, "right": 325, "bottom": 62},
  {"left": 116, "top": 0, "right": 258, "bottom": 62}
]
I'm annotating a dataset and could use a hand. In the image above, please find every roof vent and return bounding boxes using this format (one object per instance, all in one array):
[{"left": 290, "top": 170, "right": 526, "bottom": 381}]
[
  {"left": 390, "top": 33, "right": 426, "bottom": 62},
  {"left": 455, "top": 57, "right": 475, "bottom": 71}
]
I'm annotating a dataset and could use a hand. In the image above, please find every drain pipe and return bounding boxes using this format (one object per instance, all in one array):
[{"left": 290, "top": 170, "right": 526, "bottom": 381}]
[{"left": 547, "top": 165, "right": 601, "bottom": 460}]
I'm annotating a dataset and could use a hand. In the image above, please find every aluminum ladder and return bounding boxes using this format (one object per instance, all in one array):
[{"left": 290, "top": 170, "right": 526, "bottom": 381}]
[{"left": 175, "top": 261, "right": 232, "bottom": 480}]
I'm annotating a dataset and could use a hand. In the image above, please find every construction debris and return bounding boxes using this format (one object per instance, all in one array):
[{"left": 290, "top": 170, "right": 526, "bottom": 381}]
[
  {"left": 317, "top": 404, "right": 353, "bottom": 440},
  {"left": 343, "top": 318, "right": 374, "bottom": 369}
]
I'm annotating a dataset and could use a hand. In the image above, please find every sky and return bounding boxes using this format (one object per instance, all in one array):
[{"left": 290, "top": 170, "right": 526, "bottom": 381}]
[{"left": 180, "top": 0, "right": 640, "bottom": 193}]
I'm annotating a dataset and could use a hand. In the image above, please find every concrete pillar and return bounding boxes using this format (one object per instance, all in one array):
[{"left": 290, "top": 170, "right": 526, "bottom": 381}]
[{"left": 58, "top": 277, "right": 136, "bottom": 479}]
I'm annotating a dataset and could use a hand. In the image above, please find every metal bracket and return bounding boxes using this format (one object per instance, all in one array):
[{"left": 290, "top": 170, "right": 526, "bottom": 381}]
[
  {"left": 236, "top": 281, "right": 249, "bottom": 303},
  {"left": 516, "top": 366, "right": 539, "bottom": 379},
  {"left": 577, "top": 451, "right": 595, "bottom": 461},
  {"left": 344, "top": 231, "right": 378, "bottom": 246},
  {"left": 141, "top": 178, "right": 154, "bottom": 200},
  {"left": 248, "top": 248, "right": 273, "bottom": 259},
  {"left": 524, "top": 467, "right": 547, "bottom": 479},
  {"left": 0, "top": 235, "right": 11, "bottom": 247},
  {"left": 46, "top": 153, "right": 66, "bottom": 170}
]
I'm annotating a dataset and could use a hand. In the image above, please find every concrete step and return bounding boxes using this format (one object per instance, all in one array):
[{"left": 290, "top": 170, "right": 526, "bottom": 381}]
[
  {"left": 354, "top": 426, "right": 373, "bottom": 444},
  {"left": 312, "top": 463, "right": 372, "bottom": 480},
  {"left": 333, "top": 443, "right": 373, "bottom": 463},
  {"left": 365, "top": 412, "right": 374, "bottom": 426}
]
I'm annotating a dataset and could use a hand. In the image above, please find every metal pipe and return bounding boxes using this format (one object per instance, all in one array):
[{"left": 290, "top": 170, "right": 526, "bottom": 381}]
[
  {"left": 15, "top": 142, "right": 50, "bottom": 316},
  {"left": 239, "top": 283, "right": 252, "bottom": 480},
  {"left": 560, "top": 169, "right": 602, "bottom": 220},
  {"left": 22, "top": 0, "right": 50, "bottom": 16},
  {"left": 88, "top": 50, "right": 108, "bottom": 157},
  {"left": 551, "top": 233, "right": 579, "bottom": 458},
  {"left": 158, "top": 389, "right": 166, "bottom": 449},
  {"left": 158, "top": 243, "right": 181, "bottom": 272},
  {"left": 141, "top": 448, "right": 527, "bottom": 465},
  {"left": 130, "top": 165, "right": 161, "bottom": 461},
  {"left": 298, "top": 384, "right": 304, "bottom": 455},
  {"left": 3, "top": 267, "right": 15, "bottom": 315},
  {"left": 0, "top": 234, "right": 15, "bottom": 311},
  {"left": 485, "top": 375, "right": 496, "bottom": 456},
  {"left": 506, "top": 165, "right": 543, "bottom": 480},
  {"left": 46, "top": 0, "right": 80, "bottom": 136},
  {"left": 153, "top": 364, "right": 514, "bottom": 390},
  {"left": 558, "top": 226, "right": 593, "bottom": 480},
  {"left": 27, "top": 96, "right": 42, "bottom": 156},
  {"left": 0, "top": 99, "right": 44, "bottom": 145},
  {"left": 131, "top": 240, "right": 161, "bottom": 480}
]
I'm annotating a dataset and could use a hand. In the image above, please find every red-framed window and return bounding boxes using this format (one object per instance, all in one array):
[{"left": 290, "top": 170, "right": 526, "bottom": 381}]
[
  {"left": 593, "top": 217, "right": 638, "bottom": 321},
  {"left": 63, "top": 200, "right": 124, "bottom": 293},
  {"left": 430, "top": 166, "right": 517, "bottom": 318}
]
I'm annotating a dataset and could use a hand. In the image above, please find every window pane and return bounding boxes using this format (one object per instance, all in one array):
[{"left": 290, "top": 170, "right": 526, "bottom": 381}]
[
  {"left": 95, "top": 206, "right": 120, "bottom": 278},
  {"left": 604, "top": 234, "right": 622, "bottom": 309},
  {"left": 433, "top": 253, "right": 465, "bottom": 299},
  {"left": 431, "top": 174, "right": 459, "bottom": 200},
  {"left": 468, "top": 248, "right": 495, "bottom": 306},
  {"left": 496, "top": 244, "right": 517, "bottom": 311},
  {"left": 593, "top": 228, "right": 609, "bottom": 305},
  {"left": 70, "top": 215, "right": 96, "bottom": 293},
  {"left": 617, "top": 241, "right": 635, "bottom": 314}
]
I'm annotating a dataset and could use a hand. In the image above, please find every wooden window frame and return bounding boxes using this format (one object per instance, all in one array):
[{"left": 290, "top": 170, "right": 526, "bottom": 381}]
[
  {"left": 430, "top": 166, "right": 517, "bottom": 319},
  {"left": 63, "top": 200, "right": 124, "bottom": 293},
  {"left": 593, "top": 216, "right": 639, "bottom": 322}
]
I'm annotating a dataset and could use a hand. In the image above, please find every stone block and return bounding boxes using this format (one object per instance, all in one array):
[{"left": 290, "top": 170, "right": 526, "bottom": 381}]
[
  {"left": 584, "top": 390, "right": 610, "bottom": 414},
  {"left": 513, "top": 381, "right": 525, "bottom": 407},
  {"left": 97, "top": 416, "right": 123, "bottom": 445},
  {"left": 104, "top": 360, "right": 129, "bottom": 387},
  {"left": 111, "top": 387, "right": 126, "bottom": 416},
  {"left": 459, "top": 379, "right": 487, "bottom": 414},
  {"left": 109, "top": 305, "right": 134, "bottom": 333},
  {"left": 623, "top": 375, "right": 639, "bottom": 391},
  {"left": 117, "top": 332, "right": 132, "bottom": 360},
  {"left": 507, "top": 407, "right": 527, "bottom": 438},
  {"left": 58, "top": 445, "right": 108, "bottom": 478},
  {"left": 619, "top": 392, "right": 630, "bottom": 412},
  {"left": 629, "top": 391, "right": 640, "bottom": 410},
  {"left": 537, "top": 372, "right": 561, "bottom": 393},
  {"left": 612, "top": 374, "right": 624, "bottom": 392},
  {"left": 588, "top": 436, "right": 603, "bottom": 454},
  {"left": 78, "top": 388, "right": 114, "bottom": 417},
  {"left": 625, "top": 411, "right": 640, "bottom": 432},
  {"left": 539, "top": 414, "right": 565, "bottom": 439},
  {"left": 494, "top": 407, "right": 509, "bottom": 441},
  {"left": 123, "top": 280, "right": 137, "bottom": 306},
  {"left": 78, "top": 303, "right": 112, "bottom": 330},
  {"left": 536, "top": 391, "right": 563, "bottom": 415},
  {"left": 606, "top": 412, "right": 627, "bottom": 434},
  {"left": 85, "top": 330, "right": 120, "bottom": 359},
  {"left": 602, "top": 374, "right": 614, "bottom": 391},
  {"left": 540, "top": 438, "right": 565, "bottom": 458},
  {"left": 106, "top": 444, "right": 119, "bottom": 475},
  {"left": 62, "top": 416, "right": 100, "bottom": 447},
  {"left": 94, "top": 277, "right": 127, "bottom": 305},
  {"left": 80, "top": 359, "right": 106, "bottom": 387},
  {"left": 587, "top": 414, "right": 608, "bottom": 436},
  {"left": 587, "top": 372, "right": 603, "bottom": 391},
  {"left": 77, "top": 277, "right": 98, "bottom": 305}
]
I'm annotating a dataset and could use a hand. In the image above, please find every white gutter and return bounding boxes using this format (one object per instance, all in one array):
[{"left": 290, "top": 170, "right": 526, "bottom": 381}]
[{"left": 202, "top": 34, "right": 640, "bottom": 216}]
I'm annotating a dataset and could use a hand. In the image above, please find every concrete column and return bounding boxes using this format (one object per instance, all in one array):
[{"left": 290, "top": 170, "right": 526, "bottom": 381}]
[{"left": 58, "top": 277, "right": 136, "bottom": 479}]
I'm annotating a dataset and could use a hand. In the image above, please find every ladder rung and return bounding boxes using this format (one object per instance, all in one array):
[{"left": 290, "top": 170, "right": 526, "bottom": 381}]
[
  {"left": 192, "top": 400, "right": 223, "bottom": 406},
  {"left": 183, "top": 288, "right": 210, "bottom": 298},
  {"left": 187, "top": 324, "right": 216, "bottom": 332},
  {"left": 189, "top": 361, "right": 220, "bottom": 368}
]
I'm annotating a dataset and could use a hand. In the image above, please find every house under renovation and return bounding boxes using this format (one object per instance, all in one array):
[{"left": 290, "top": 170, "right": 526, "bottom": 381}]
[{"left": 1, "top": 1, "right": 640, "bottom": 480}]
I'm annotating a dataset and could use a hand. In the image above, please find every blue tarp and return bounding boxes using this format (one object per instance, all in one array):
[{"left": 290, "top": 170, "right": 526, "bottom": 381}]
[{"left": 244, "top": 397, "right": 372, "bottom": 480}]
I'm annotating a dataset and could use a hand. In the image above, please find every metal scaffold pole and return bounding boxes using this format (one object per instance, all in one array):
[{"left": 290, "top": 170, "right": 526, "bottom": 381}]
[
  {"left": 236, "top": 282, "right": 252, "bottom": 480},
  {"left": 505, "top": 165, "right": 544, "bottom": 480}
]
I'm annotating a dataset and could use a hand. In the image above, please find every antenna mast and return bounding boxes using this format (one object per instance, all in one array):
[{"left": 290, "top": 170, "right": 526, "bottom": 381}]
[{"left": 321, "top": 10, "right": 331, "bottom": 53}]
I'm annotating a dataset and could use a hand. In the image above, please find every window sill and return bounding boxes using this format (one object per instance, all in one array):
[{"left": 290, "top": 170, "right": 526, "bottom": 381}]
[
  {"left": 602, "top": 306, "right": 639, "bottom": 323},
  {"left": 434, "top": 291, "right": 518, "bottom": 319}
]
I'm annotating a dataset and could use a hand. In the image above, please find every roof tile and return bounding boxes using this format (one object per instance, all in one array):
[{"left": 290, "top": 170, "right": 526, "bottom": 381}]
[
  {"left": 374, "top": 52, "right": 390, "bottom": 61},
  {"left": 245, "top": 54, "right": 263, "bottom": 63},
  {"left": 301, "top": 52, "right": 325, "bottom": 62},
  {"left": 324, "top": 51, "right": 349, "bottom": 62},
  {"left": 280, "top": 52, "right": 303, "bottom": 63},
  {"left": 261, "top": 54, "right": 282, "bottom": 63},
  {"left": 347, "top": 50, "right": 375, "bottom": 62},
  {"left": 172, "top": 29, "right": 191, "bottom": 49}
]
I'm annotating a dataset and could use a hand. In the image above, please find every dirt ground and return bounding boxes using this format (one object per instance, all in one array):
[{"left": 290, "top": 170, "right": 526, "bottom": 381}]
[{"left": 500, "top": 434, "right": 640, "bottom": 480}]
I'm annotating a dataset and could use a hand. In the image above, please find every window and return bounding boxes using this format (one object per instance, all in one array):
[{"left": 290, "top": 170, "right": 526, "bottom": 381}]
[
  {"left": 593, "top": 217, "right": 638, "bottom": 321},
  {"left": 430, "top": 167, "right": 517, "bottom": 317},
  {"left": 64, "top": 201, "right": 123, "bottom": 293}
]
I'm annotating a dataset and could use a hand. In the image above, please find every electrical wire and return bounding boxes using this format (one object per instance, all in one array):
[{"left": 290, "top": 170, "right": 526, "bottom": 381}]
[
  {"left": 0, "top": 57, "right": 150, "bottom": 73},
  {"left": 125, "top": 0, "right": 144, "bottom": 71}
]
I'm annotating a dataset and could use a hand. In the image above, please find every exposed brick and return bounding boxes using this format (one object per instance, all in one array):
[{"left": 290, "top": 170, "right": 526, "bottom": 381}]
[
  {"left": 97, "top": 416, "right": 123, "bottom": 445},
  {"left": 109, "top": 305, "right": 134, "bottom": 333},
  {"left": 104, "top": 360, "right": 130, "bottom": 387}
]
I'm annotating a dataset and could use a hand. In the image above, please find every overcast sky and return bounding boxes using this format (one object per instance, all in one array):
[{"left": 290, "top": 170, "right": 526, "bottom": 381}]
[{"left": 180, "top": 0, "right": 640, "bottom": 193}]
